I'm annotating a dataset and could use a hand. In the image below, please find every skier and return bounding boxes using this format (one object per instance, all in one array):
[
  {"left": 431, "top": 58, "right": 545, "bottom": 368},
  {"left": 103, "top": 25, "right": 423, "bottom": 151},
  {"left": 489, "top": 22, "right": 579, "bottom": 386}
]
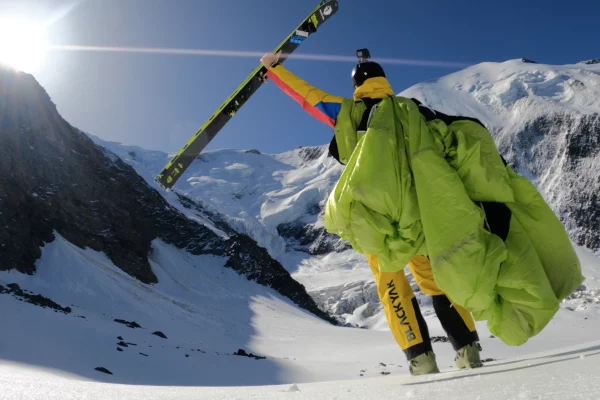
[
  {"left": 260, "top": 49, "right": 481, "bottom": 375},
  {"left": 260, "top": 49, "right": 582, "bottom": 376}
]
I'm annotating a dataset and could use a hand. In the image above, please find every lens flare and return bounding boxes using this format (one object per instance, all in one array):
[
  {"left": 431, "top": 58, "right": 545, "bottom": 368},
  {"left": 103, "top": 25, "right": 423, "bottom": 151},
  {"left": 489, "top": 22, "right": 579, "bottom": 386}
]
[
  {"left": 0, "top": 18, "right": 48, "bottom": 73},
  {"left": 48, "top": 44, "right": 468, "bottom": 69}
]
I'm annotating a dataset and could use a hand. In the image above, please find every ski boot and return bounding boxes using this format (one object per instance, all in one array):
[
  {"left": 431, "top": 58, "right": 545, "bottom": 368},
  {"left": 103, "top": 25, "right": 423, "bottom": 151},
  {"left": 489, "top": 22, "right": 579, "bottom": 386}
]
[
  {"left": 455, "top": 342, "right": 483, "bottom": 369},
  {"left": 409, "top": 351, "right": 440, "bottom": 375}
]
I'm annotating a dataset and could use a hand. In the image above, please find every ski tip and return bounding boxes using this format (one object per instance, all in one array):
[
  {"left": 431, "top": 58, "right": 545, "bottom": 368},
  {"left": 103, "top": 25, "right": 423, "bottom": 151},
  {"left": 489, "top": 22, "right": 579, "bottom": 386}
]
[{"left": 154, "top": 175, "right": 172, "bottom": 192}]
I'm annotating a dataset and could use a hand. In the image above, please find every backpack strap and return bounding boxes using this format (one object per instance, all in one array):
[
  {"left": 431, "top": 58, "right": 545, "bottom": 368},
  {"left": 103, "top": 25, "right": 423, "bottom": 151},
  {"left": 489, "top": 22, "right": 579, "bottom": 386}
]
[
  {"left": 410, "top": 98, "right": 488, "bottom": 129},
  {"left": 329, "top": 97, "right": 382, "bottom": 164}
]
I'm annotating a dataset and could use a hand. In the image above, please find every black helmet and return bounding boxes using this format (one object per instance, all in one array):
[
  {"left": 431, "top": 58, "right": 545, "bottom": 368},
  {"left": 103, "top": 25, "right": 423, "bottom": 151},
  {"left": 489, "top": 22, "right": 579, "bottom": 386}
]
[{"left": 351, "top": 49, "right": 385, "bottom": 88}]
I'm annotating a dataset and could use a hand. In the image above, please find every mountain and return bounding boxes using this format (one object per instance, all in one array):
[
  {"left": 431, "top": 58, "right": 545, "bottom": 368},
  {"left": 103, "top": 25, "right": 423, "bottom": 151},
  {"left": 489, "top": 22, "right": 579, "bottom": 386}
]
[
  {"left": 1, "top": 58, "right": 599, "bottom": 392},
  {"left": 89, "top": 59, "right": 600, "bottom": 328},
  {"left": 0, "top": 66, "right": 344, "bottom": 382},
  {"left": 401, "top": 59, "right": 600, "bottom": 253},
  {"left": 88, "top": 137, "right": 380, "bottom": 327}
]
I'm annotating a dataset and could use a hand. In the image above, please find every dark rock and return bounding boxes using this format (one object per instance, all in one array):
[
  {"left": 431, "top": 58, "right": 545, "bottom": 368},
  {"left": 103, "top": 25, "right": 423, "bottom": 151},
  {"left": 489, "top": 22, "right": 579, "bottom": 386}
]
[
  {"left": 224, "top": 234, "right": 336, "bottom": 323},
  {"left": 297, "top": 146, "right": 326, "bottom": 162},
  {"left": 117, "top": 336, "right": 123, "bottom": 340},
  {"left": 139, "top": 353, "right": 148, "bottom": 357},
  {"left": 114, "top": 319, "right": 141, "bottom": 329},
  {"left": 126, "top": 342, "right": 137, "bottom": 347},
  {"left": 277, "top": 220, "right": 351, "bottom": 255},
  {"left": 245, "top": 149, "right": 261, "bottom": 155},
  {"left": 379, "top": 363, "right": 387, "bottom": 367},
  {"left": 0, "top": 68, "right": 225, "bottom": 283},
  {"left": 185, "top": 354, "right": 189, "bottom": 358},
  {"left": 520, "top": 58, "right": 538, "bottom": 64},
  {"left": 175, "top": 194, "right": 236, "bottom": 236},
  {"left": 380, "top": 372, "right": 390, "bottom": 376},
  {"left": 233, "top": 348, "right": 266, "bottom": 360},
  {"left": 580, "top": 59, "right": 600, "bottom": 65},
  {"left": 95, "top": 367, "right": 113, "bottom": 375},
  {"left": 235, "top": 349, "right": 248, "bottom": 356},
  {"left": 0, "top": 67, "right": 335, "bottom": 324},
  {"left": 117, "top": 347, "right": 123, "bottom": 352},
  {"left": 117, "top": 341, "right": 128, "bottom": 347},
  {"left": 152, "top": 331, "right": 167, "bottom": 339},
  {"left": 0, "top": 283, "right": 71, "bottom": 313},
  {"left": 501, "top": 113, "right": 600, "bottom": 253}
]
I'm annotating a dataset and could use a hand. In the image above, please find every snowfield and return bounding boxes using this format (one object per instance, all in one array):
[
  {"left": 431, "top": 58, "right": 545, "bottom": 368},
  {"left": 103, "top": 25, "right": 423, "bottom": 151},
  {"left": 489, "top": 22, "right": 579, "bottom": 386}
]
[
  {"left": 2, "top": 342, "right": 600, "bottom": 400},
  {"left": 1, "top": 236, "right": 599, "bottom": 399}
]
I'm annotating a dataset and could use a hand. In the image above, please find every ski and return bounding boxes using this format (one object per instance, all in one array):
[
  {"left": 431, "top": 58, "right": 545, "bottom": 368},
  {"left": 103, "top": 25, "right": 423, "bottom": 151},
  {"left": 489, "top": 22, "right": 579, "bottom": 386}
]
[{"left": 155, "top": 0, "right": 339, "bottom": 191}]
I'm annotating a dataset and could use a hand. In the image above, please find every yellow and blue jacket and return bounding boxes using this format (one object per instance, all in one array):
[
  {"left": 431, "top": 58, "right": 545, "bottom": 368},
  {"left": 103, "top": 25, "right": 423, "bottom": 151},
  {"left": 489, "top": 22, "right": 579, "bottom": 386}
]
[{"left": 266, "top": 64, "right": 394, "bottom": 128}]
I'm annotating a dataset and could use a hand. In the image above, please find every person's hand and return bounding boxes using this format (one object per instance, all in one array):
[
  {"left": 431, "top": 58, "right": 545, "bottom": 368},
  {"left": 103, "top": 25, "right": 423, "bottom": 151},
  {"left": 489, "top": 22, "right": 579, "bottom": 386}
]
[{"left": 261, "top": 51, "right": 282, "bottom": 68}]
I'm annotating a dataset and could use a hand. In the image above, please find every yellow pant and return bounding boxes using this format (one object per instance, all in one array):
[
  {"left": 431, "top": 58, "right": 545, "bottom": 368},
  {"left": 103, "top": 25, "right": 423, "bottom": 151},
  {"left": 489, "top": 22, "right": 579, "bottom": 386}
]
[{"left": 367, "top": 254, "right": 478, "bottom": 360}]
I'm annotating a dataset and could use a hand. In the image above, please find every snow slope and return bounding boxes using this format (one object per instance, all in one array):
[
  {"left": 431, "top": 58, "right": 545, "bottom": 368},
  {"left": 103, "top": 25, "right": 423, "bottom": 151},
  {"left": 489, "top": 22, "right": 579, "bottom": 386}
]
[
  {"left": 400, "top": 59, "right": 600, "bottom": 129},
  {"left": 2, "top": 342, "right": 600, "bottom": 399},
  {"left": 89, "top": 136, "right": 373, "bottom": 325},
  {"left": 1, "top": 236, "right": 599, "bottom": 397}
]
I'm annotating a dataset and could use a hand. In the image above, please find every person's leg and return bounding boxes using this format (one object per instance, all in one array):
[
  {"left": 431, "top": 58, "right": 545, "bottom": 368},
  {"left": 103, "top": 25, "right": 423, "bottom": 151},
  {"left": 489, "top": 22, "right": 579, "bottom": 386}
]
[
  {"left": 407, "top": 255, "right": 482, "bottom": 369},
  {"left": 366, "top": 255, "right": 438, "bottom": 374}
]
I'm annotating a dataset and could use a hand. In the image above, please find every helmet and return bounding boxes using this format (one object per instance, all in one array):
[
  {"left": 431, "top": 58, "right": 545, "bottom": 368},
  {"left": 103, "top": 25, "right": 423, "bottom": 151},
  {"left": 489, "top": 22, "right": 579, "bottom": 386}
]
[
  {"left": 351, "top": 61, "right": 386, "bottom": 88},
  {"left": 351, "top": 49, "right": 385, "bottom": 88}
]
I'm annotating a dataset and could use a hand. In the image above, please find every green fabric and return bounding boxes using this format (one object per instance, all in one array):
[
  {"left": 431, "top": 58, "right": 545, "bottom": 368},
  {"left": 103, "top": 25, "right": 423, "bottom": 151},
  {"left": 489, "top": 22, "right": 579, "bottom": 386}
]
[
  {"left": 324, "top": 95, "right": 584, "bottom": 346},
  {"left": 332, "top": 98, "right": 366, "bottom": 165}
]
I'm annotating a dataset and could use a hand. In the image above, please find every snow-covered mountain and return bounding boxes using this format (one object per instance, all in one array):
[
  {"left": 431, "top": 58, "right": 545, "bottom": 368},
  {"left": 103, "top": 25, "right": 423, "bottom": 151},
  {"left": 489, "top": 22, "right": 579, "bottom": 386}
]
[
  {"left": 1, "top": 58, "right": 600, "bottom": 397},
  {"left": 90, "top": 58, "right": 600, "bottom": 328},
  {"left": 89, "top": 138, "right": 382, "bottom": 326},
  {"left": 0, "top": 66, "right": 341, "bottom": 384},
  {"left": 402, "top": 59, "right": 600, "bottom": 252}
]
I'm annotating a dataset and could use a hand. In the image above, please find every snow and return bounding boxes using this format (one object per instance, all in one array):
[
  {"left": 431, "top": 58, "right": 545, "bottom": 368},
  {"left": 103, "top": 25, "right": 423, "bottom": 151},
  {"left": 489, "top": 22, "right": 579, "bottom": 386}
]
[
  {"left": 1, "top": 343, "right": 599, "bottom": 399},
  {"left": 1, "top": 234, "right": 599, "bottom": 396},
  {"left": 8, "top": 58, "right": 591, "bottom": 398},
  {"left": 400, "top": 59, "right": 600, "bottom": 128}
]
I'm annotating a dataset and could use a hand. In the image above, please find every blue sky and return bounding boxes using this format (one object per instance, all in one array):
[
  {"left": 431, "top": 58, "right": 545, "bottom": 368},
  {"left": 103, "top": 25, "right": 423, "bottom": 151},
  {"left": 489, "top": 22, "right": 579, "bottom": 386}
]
[{"left": 6, "top": 0, "right": 600, "bottom": 154}]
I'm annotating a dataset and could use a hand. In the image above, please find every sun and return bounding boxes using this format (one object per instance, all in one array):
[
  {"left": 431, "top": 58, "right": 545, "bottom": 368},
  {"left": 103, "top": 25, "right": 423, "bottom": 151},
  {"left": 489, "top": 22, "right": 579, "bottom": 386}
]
[{"left": 0, "top": 18, "right": 48, "bottom": 73}]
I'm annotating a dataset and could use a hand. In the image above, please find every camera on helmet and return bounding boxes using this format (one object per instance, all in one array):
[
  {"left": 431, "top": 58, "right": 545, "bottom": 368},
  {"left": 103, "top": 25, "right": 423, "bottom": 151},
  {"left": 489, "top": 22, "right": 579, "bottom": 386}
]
[{"left": 356, "top": 48, "right": 371, "bottom": 63}]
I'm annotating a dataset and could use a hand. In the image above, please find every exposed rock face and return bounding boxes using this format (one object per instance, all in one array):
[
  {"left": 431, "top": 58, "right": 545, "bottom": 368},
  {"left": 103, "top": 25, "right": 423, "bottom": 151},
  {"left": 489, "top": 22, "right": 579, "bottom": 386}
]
[
  {"left": 224, "top": 234, "right": 336, "bottom": 323},
  {"left": 497, "top": 113, "right": 600, "bottom": 252},
  {"left": 277, "top": 219, "right": 351, "bottom": 255},
  {"left": 0, "top": 67, "right": 333, "bottom": 323}
]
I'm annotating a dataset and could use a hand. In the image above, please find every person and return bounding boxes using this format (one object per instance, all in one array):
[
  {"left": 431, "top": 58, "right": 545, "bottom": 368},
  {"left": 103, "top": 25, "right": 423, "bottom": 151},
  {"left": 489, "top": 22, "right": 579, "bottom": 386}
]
[
  {"left": 260, "top": 49, "right": 482, "bottom": 375},
  {"left": 259, "top": 49, "right": 583, "bottom": 376}
]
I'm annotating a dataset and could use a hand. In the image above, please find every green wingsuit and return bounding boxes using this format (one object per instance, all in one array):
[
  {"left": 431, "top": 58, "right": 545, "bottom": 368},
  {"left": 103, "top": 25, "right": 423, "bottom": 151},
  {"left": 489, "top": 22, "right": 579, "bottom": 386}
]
[{"left": 324, "top": 94, "right": 584, "bottom": 346}]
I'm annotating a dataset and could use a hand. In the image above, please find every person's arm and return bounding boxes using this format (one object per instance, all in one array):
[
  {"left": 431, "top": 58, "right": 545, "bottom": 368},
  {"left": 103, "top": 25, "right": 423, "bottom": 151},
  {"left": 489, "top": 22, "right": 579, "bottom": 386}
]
[{"left": 261, "top": 52, "right": 344, "bottom": 128}]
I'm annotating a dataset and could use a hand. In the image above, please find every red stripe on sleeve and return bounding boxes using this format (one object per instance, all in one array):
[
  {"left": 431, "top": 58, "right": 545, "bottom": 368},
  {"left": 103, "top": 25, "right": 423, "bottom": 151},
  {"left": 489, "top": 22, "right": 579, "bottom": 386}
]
[{"left": 266, "top": 69, "right": 335, "bottom": 128}]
